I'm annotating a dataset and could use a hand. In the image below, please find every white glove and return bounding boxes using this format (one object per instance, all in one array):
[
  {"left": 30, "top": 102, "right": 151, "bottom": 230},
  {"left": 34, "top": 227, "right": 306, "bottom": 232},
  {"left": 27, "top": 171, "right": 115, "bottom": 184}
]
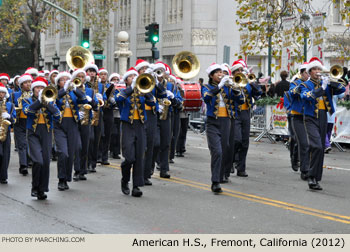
[
  {"left": 145, "top": 67, "right": 153, "bottom": 74},
  {"left": 86, "top": 95, "right": 92, "bottom": 102},
  {"left": 166, "top": 90, "right": 174, "bottom": 99},
  {"left": 218, "top": 76, "right": 230, "bottom": 89},
  {"left": 63, "top": 80, "right": 70, "bottom": 91},
  {"left": 38, "top": 89, "right": 43, "bottom": 103},
  {"left": 131, "top": 76, "right": 137, "bottom": 89},
  {"left": 109, "top": 97, "right": 116, "bottom": 104},
  {"left": 96, "top": 93, "right": 103, "bottom": 100},
  {"left": 1, "top": 112, "right": 10, "bottom": 119},
  {"left": 321, "top": 76, "right": 329, "bottom": 90},
  {"left": 69, "top": 81, "right": 76, "bottom": 91},
  {"left": 79, "top": 111, "right": 85, "bottom": 120},
  {"left": 158, "top": 104, "right": 164, "bottom": 113}
]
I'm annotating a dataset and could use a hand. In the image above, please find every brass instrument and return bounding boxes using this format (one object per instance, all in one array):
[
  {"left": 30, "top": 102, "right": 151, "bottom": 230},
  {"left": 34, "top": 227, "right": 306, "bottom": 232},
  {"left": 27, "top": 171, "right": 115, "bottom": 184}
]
[
  {"left": 42, "top": 86, "right": 58, "bottom": 104},
  {"left": 232, "top": 73, "right": 248, "bottom": 89},
  {"left": 247, "top": 73, "right": 257, "bottom": 83},
  {"left": 72, "top": 77, "right": 83, "bottom": 88},
  {"left": 318, "top": 65, "right": 345, "bottom": 83},
  {"left": 15, "top": 91, "right": 31, "bottom": 115},
  {"left": 0, "top": 100, "right": 11, "bottom": 142},
  {"left": 66, "top": 46, "right": 94, "bottom": 70},
  {"left": 159, "top": 98, "right": 172, "bottom": 120},
  {"left": 172, "top": 51, "right": 200, "bottom": 80},
  {"left": 292, "top": 72, "right": 302, "bottom": 81},
  {"left": 80, "top": 104, "right": 92, "bottom": 126},
  {"left": 135, "top": 73, "right": 156, "bottom": 94},
  {"left": 91, "top": 77, "right": 102, "bottom": 126}
]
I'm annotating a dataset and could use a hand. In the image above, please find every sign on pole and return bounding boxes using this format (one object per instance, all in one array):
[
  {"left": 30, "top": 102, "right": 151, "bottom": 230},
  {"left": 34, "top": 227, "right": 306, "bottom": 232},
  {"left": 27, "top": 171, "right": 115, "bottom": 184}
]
[
  {"left": 311, "top": 13, "right": 325, "bottom": 61},
  {"left": 281, "top": 17, "right": 295, "bottom": 72}
]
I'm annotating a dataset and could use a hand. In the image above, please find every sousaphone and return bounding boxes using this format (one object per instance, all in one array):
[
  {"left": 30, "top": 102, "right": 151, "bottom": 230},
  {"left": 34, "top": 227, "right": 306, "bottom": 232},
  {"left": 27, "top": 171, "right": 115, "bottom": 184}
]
[
  {"left": 172, "top": 51, "right": 200, "bottom": 80},
  {"left": 66, "top": 46, "right": 95, "bottom": 70}
]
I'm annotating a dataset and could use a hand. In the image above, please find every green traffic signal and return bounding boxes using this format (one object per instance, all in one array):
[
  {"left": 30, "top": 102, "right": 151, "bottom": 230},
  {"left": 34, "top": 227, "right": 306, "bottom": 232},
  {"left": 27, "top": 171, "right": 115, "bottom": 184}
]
[
  {"left": 82, "top": 41, "right": 90, "bottom": 48},
  {"left": 82, "top": 28, "right": 90, "bottom": 48},
  {"left": 152, "top": 35, "right": 159, "bottom": 42}
]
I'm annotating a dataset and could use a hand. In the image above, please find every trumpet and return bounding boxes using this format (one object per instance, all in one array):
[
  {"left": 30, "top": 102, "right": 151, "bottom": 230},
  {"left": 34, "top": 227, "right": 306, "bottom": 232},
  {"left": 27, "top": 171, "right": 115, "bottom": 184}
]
[
  {"left": 317, "top": 65, "right": 345, "bottom": 83},
  {"left": 42, "top": 86, "right": 58, "bottom": 104},
  {"left": 135, "top": 73, "right": 156, "bottom": 94},
  {"left": 247, "top": 73, "right": 256, "bottom": 83}
]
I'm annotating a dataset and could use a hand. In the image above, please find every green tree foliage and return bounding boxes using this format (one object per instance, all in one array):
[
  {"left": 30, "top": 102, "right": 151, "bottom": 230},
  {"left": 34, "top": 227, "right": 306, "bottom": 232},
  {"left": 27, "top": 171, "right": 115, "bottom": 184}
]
[{"left": 0, "top": 0, "right": 118, "bottom": 68}]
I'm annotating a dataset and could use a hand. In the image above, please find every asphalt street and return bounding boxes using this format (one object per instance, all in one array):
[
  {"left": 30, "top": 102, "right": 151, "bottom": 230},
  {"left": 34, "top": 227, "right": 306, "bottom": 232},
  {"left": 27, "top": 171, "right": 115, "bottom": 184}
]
[{"left": 1, "top": 131, "right": 350, "bottom": 234}]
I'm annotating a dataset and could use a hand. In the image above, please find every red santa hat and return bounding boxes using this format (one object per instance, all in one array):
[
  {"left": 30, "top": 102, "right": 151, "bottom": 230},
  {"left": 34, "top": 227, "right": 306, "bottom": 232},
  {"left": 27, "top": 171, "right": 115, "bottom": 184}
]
[
  {"left": 299, "top": 62, "right": 308, "bottom": 72},
  {"left": 134, "top": 59, "right": 150, "bottom": 71},
  {"left": 238, "top": 59, "right": 248, "bottom": 68},
  {"left": 123, "top": 67, "right": 139, "bottom": 81},
  {"left": 44, "top": 70, "right": 50, "bottom": 75},
  {"left": 221, "top": 64, "right": 232, "bottom": 76},
  {"left": 71, "top": 69, "right": 86, "bottom": 80},
  {"left": 13, "top": 75, "right": 21, "bottom": 82},
  {"left": 25, "top": 67, "right": 39, "bottom": 76},
  {"left": 48, "top": 69, "right": 59, "bottom": 80},
  {"left": 0, "top": 83, "right": 9, "bottom": 98},
  {"left": 206, "top": 63, "right": 223, "bottom": 75},
  {"left": 31, "top": 77, "right": 48, "bottom": 90},
  {"left": 164, "top": 63, "right": 171, "bottom": 75},
  {"left": 18, "top": 73, "right": 33, "bottom": 85},
  {"left": 55, "top": 71, "right": 72, "bottom": 86},
  {"left": 38, "top": 70, "right": 45, "bottom": 77},
  {"left": 153, "top": 61, "right": 166, "bottom": 71},
  {"left": 231, "top": 60, "right": 245, "bottom": 72},
  {"left": 306, "top": 57, "right": 326, "bottom": 72},
  {"left": 109, "top": 73, "right": 121, "bottom": 83},
  {"left": 0, "top": 73, "right": 10, "bottom": 81},
  {"left": 83, "top": 62, "right": 99, "bottom": 73},
  {"left": 98, "top": 68, "right": 108, "bottom": 74},
  {"left": 169, "top": 74, "right": 176, "bottom": 82}
]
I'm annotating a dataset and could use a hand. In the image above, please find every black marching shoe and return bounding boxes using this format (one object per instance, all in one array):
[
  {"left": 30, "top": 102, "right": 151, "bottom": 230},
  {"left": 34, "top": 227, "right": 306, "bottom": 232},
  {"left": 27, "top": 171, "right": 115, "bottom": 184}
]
[
  {"left": 112, "top": 154, "right": 121, "bottom": 159},
  {"left": 230, "top": 165, "right": 235, "bottom": 174},
  {"left": 308, "top": 177, "right": 322, "bottom": 190},
  {"left": 291, "top": 162, "right": 299, "bottom": 172},
  {"left": 220, "top": 176, "right": 229, "bottom": 183},
  {"left": 160, "top": 171, "right": 171, "bottom": 179},
  {"left": 79, "top": 174, "right": 87, "bottom": 181},
  {"left": 169, "top": 159, "right": 174, "bottom": 164},
  {"left": 237, "top": 171, "right": 248, "bottom": 177},
  {"left": 211, "top": 182, "right": 223, "bottom": 193},
  {"left": 300, "top": 172, "right": 308, "bottom": 181},
  {"left": 64, "top": 181, "right": 69, "bottom": 190},
  {"left": 97, "top": 159, "right": 102, "bottom": 164},
  {"left": 132, "top": 187, "right": 143, "bottom": 197},
  {"left": 37, "top": 191, "right": 47, "bottom": 200},
  {"left": 144, "top": 178, "right": 152, "bottom": 186},
  {"left": 175, "top": 152, "right": 184, "bottom": 157},
  {"left": 101, "top": 161, "right": 110, "bottom": 165},
  {"left": 58, "top": 180, "right": 66, "bottom": 191},
  {"left": 19, "top": 166, "right": 28, "bottom": 176},
  {"left": 73, "top": 173, "right": 80, "bottom": 181},
  {"left": 121, "top": 180, "right": 130, "bottom": 195},
  {"left": 31, "top": 188, "right": 38, "bottom": 197},
  {"left": 0, "top": 179, "right": 8, "bottom": 184}
]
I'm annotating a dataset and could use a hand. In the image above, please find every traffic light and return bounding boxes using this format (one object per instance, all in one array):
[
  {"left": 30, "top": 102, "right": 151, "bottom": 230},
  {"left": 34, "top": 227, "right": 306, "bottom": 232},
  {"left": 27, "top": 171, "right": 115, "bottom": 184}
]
[
  {"left": 144, "top": 23, "right": 159, "bottom": 45},
  {"left": 82, "top": 28, "right": 90, "bottom": 48}
]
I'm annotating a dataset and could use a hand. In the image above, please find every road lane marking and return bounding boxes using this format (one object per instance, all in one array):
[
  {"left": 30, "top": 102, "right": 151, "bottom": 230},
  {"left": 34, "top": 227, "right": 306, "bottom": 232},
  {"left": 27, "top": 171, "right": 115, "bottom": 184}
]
[{"left": 106, "top": 164, "right": 350, "bottom": 224}]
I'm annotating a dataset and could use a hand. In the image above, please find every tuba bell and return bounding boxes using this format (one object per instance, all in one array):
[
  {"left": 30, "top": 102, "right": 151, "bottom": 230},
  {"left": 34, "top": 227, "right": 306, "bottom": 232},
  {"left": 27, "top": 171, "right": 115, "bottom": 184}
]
[
  {"left": 42, "top": 86, "right": 58, "bottom": 104},
  {"left": 66, "top": 46, "right": 95, "bottom": 70},
  {"left": 247, "top": 73, "right": 257, "bottom": 83},
  {"left": 172, "top": 51, "right": 200, "bottom": 80},
  {"left": 135, "top": 73, "right": 156, "bottom": 94}
]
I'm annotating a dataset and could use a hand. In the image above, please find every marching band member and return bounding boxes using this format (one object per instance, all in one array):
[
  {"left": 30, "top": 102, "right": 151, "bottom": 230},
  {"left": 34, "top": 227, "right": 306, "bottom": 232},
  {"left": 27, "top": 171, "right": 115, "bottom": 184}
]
[
  {"left": 25, "top": 67, "right": 39, "bottom": 80},
  {"left": 202, "top": 63, "right": 244, "bottom": 193},
  {"left": 54, "top": 71, "right": 89, "bottom": 191},
  {"left": 22, "top": 77, "right": 61, "bottom": 199},
  {"left": 232, "top": 60, "right": 262, "bottom": 178},
  {"left": 99, "top": 68, "right": 115, "bottom": 165},
  {"left": 13, "top": 75, "right": 21, "bottom": 92},
  {"left": 288, "top": 62, "right": 310, "bottom": 179},
  {"left": 109, "top": 73, "right": 122, "bottom": 159},
  {"left": 169, "top": 74, "right": 183, "bottom": 164},
  {"left": 300, "top": 57, "right": 345, "bottom": 190},
  {"left": 0, "top": 83, "right": 16, "bottom": 184},
  {"left": 0, "top": 73, "right": 13, "bottom": 98},
  {"left": 135, "top": 60, "right": 167, "bottom": 185},
  {"left": 13, "top": 73, "right": 33, "bottom": 176},
  {"left": 116, "top": 67, "right": 156, "bottom": 197},
  {"left": 176, "top": 77, "right": 189, "bottom": 157},
  {"left": 84, "top": 63, "right": 106, "bottom": 173},
  {"left": 48, "top": 70, "right": 59, "bottom": 85}
]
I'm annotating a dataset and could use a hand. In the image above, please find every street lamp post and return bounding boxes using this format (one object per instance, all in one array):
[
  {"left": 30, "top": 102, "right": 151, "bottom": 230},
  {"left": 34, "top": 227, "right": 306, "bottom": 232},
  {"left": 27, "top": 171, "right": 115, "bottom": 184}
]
[
  {"left": 301, "top": 13, "right": 310, "bottom": 62},
  {"left": 266, "top": 14, "right": 272, "bottom": 83},
  {"left": 52, "top": 52, "right": 60, "bottom": 70},
  {"left": 38, "top": 54, "right": 44, "bottom": 70}
]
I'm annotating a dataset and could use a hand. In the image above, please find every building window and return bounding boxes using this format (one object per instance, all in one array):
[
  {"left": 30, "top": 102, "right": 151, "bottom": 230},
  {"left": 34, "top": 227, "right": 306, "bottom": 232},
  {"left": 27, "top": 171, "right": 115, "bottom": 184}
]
[
  {"left": 48, "top": 11, "right": 56, "bottom": 38},
  {"left": 167, "top": 0, "right": 183, "bottom": 24},
  {"left": 140, "top": 0, "right": 155, "bottom": 26},
  {"left": 333, "top": 0, "right": 341, "bottom": 24},
  {"left": 119, "top": 0, "right": 131, "bottom": 29}
]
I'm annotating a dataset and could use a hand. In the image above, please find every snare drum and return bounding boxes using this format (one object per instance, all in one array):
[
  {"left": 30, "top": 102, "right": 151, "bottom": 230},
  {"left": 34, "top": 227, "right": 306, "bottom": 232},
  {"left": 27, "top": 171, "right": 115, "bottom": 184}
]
[{"left": 180, "top": 82, "right": 202, "bottom": 111}]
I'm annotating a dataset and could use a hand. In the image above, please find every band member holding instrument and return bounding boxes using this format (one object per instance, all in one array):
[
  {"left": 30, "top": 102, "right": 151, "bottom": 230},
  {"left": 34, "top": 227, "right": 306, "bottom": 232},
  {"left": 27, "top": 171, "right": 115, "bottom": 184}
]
[
  {"left": 22, "top": 77, "right": 61, "bottom": 199},
  {"left": 54, "top": 71, "right": 89, "bottom": 191},
  {"left": 288, "top": 62, "right": 310, "bottom": 179},
  {"left": 232, "top": 60, "right": 262, "bottom": 178},
  {"left": 116, "top": 67, "right": 156, "bottom": 197},
  {"left": 13, "top": 73, "right": 33, "bottom": 176},
  {"left": 135, "top": 60, "right": 167, "bottom": 185},
  {"left": 109, "top": 73, "right": 123, "bottom": 159},
  {"left": 300, "top": 57, "right": 345, "bottom": 190},
  {"left": 202, "top": 63, "right": 244, "bottom": 194},
  {"left": 48, "top": 70, "right": 59, "bottom": 85},
  {"left": 0, "top": 83, "right": 16, "bottom": 184},
  {"left": 0, "top": 73, "right": 13, "bottom": 99}
]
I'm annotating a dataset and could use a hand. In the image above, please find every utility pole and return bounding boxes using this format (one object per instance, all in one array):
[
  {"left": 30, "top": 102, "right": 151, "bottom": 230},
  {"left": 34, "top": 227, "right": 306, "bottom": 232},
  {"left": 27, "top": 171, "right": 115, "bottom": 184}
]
[{"left": 41, "top": 0, "right": 83, "bottom": 44}]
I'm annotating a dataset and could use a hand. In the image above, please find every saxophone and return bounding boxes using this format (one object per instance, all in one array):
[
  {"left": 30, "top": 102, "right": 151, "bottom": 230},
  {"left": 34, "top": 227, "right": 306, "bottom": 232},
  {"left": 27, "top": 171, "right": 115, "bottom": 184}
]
[
  {"left": 15, "top": 91, "right": 31, "bottom": 117},
  {"left": 91, "top": 77, "right": 104, "bottom": 126},
  {"left": 0, "top": 100, "right": 11, "bottom": 142},
  {"left": 80, "top": 104, "right": 92, "bottom": 125},
  {"left": 159, "top": 80, "right": 172, "bottom": 120}
]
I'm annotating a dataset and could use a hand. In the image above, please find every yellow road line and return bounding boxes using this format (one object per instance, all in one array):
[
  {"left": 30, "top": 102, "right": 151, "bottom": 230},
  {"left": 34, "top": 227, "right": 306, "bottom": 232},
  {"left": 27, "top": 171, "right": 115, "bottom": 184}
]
[{"left": 106, "top": 164, "right": 350, "bottom": 224}]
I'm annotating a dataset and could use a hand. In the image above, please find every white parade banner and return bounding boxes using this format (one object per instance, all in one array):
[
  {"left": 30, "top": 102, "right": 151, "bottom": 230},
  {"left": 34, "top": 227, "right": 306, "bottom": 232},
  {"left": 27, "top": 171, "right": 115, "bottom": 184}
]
[
  {"left": 281, "top": 17, "right": 295, "bottom": 72},
  {"left": 331, "top": 106, "right": 350, "bottom": 143},
  {"left": 265, "top": 104, "right": 289, "bottom": 136},
  {"left": 311, "top": 13, "right": 325, "bottom": 61}
]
